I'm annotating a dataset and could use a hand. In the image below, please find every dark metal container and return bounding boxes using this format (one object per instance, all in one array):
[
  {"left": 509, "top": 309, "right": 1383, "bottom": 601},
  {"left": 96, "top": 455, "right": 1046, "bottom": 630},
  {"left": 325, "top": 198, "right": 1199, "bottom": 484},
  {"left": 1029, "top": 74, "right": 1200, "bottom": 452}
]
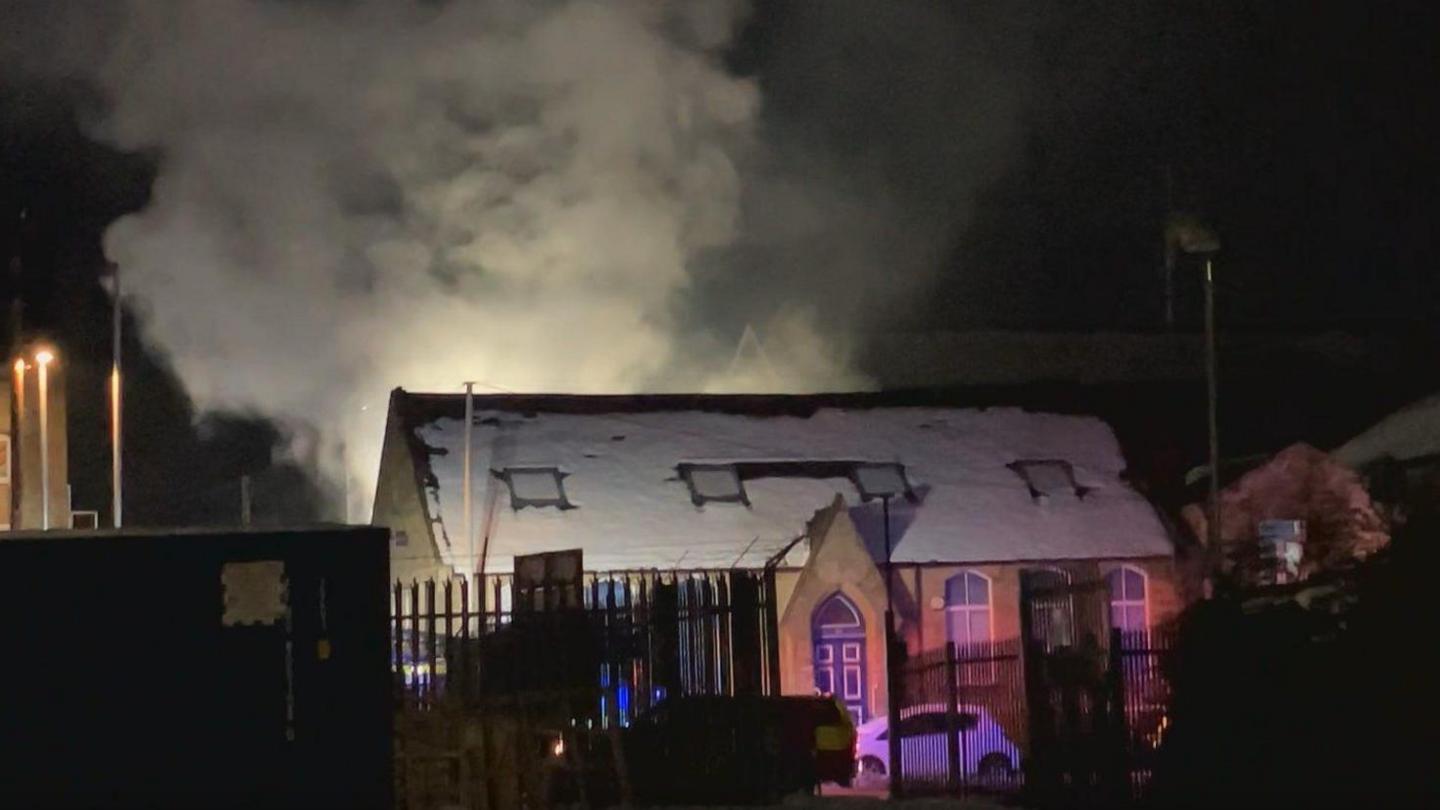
[{"left": 0, "top": 526, "right": 392, "bottom": 809}]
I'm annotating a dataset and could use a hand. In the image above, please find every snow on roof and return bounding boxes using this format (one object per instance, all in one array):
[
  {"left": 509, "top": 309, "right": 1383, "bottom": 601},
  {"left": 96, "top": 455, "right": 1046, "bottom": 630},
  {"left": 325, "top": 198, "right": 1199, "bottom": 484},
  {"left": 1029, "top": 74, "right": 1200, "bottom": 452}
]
[
  {"left": 1334, "top": 393, "right": 1440, "bottom": 467},
  {"left": 404, "top": 396, "right": 1172, "bottom": 573}
]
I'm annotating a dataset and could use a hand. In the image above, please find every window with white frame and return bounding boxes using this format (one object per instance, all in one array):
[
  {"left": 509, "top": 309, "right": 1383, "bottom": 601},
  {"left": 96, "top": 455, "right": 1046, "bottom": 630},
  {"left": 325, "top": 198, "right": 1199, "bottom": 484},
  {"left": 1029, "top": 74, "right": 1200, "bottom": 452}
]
[
  {"left": 945, "top": 571, "right": 995, "bottom": 683},
  {"left": 945, "top": 571, "right": 992, "bottom": 647},
  {"left": 1107, "top": 565, "right": 1149, "bottom": 647}
]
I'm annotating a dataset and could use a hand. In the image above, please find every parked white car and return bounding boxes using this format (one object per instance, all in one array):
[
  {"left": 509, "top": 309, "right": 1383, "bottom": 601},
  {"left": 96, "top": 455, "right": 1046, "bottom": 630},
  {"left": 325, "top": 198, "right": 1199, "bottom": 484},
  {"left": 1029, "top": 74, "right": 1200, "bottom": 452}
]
[{"left": 854, "top": 704, "right": 1021, "bottom": 787}]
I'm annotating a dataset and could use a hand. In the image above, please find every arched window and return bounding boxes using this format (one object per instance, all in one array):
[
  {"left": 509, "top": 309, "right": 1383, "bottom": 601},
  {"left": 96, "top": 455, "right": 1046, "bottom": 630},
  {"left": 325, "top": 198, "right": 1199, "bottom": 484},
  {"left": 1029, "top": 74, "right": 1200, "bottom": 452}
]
[
  {"left": 814, "top": 592, "right": 864, "bottom": 637},
  {"left": 945, "top": 571, "right": 992, "bottom": 649},
  {"left": 1107, "top": 565, "right": 1149, "bottom": 646},
  {"left": 946, "top": 571, "right": 995, "bottom": 684}
]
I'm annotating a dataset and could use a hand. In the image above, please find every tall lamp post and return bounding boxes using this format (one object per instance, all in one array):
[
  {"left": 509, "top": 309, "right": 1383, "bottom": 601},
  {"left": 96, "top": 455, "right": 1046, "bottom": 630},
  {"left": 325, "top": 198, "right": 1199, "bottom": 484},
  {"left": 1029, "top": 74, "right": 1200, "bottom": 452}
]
[
  {"left": 109, "top": 262, "right": 123, "bottom": 528},
  {"left": 855, "top": 463, "right": 909, "bottom": 794},
  {"left": 11, "top": 358, "right": 24, "bottom": 530},
  {"left": 1201, "top": 254, "right": 1221, "bottom": 561},
  {"left": 1171, "top": 216, "right": 1223, "bottom": 571},
  {"left": 35, "top": 347, "right": 54, "bottom": 530}
]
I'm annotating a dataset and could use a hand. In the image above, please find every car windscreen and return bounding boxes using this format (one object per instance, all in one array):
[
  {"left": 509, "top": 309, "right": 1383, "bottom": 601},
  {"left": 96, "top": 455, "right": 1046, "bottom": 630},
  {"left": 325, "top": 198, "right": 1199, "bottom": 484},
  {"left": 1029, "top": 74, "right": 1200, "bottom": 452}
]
[{"left": 881, "top": 711, "right": 980, "bottom": 739}]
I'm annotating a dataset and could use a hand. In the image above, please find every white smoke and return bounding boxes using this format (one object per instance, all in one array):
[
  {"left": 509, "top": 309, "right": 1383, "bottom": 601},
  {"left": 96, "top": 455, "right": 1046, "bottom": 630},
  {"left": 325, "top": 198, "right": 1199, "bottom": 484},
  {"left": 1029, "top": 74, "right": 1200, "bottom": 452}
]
[
  {"left": 72, "top": 0, "right": 867, "bottom": 512},
  {"left": 4, "top": 1, "right": 1025, "bottom": 518}
]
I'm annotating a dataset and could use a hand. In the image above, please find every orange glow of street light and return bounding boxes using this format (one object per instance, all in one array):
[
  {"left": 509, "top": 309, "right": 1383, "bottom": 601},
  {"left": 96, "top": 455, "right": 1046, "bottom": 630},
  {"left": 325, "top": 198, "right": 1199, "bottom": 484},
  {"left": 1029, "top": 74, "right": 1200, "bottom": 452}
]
[
  {"left": 13, "top": 358, "right": 25, "bottom": 374},
  {"left": 35, "top": 348, "right": 55, "bottom": 366}
]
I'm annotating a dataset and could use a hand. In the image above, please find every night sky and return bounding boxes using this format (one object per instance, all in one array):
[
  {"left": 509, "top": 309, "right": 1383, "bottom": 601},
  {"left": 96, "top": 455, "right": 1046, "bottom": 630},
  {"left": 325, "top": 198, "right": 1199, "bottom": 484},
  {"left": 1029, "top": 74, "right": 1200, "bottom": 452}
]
[
  {"left": 734, "top": 1, "right": 1439, "bottom": 331},
  {"left": 2, "top": 0, "right": 1437, "bottom": 524}
]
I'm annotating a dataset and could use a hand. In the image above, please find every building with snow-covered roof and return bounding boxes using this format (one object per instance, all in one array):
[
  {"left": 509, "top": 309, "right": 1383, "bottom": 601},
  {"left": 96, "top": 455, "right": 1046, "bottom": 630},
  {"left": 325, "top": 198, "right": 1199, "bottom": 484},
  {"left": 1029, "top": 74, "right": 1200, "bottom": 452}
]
[
  {"left": 1334, "top": 392, "right": 1440, "bottom": 468},
  {"left": 1332, "top": 392, "right": 1440, "bottom": 529},
  {"left": 372, "top": 389, "right": 1183, "bottom": 725}
]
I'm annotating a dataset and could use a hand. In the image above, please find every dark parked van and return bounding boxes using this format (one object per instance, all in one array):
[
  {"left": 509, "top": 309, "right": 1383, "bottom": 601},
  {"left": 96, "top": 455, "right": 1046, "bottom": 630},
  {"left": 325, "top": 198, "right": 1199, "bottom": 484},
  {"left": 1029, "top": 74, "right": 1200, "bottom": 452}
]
[{"left": 623, "top": 694, "right": 855, "bottom": 804}]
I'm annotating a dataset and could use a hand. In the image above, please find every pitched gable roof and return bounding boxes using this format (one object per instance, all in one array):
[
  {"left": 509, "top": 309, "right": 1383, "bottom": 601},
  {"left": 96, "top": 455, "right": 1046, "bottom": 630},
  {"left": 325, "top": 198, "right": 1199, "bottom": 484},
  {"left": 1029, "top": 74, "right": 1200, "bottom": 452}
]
[
  {"left": 387, "top": 389, "right": 1174, "bottom": 574},
  {"left": 1335, "top": 392, "right": 1440, "bottom": 468}
]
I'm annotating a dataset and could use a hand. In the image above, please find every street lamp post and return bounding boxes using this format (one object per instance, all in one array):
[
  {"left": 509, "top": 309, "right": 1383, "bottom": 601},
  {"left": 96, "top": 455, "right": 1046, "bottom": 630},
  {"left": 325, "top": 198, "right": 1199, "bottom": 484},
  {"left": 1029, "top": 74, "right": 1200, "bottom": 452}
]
[
  {"left": 1172, "top": 216, "right": 1223, "bottom": 573},
  {"left": 11, "top": 358, "right": 23, "bottom": 530},
  {"left": 35, "top": 348, "right": 53, "bottom": 530},
  {"left": 882, "top": 493, "right": 894, "bottom": 630},
  {"left": 110, "top": 262, "right": 123, "bottom": 529},
  {"left": 853, "top": 463, "right": 908, "bottom": 795},
  {"left": 880, "top": 491, "right": 900, "bottom": 797},
  {"left": 1202, "top": 257, "right": 1221, "bottom": 557}
]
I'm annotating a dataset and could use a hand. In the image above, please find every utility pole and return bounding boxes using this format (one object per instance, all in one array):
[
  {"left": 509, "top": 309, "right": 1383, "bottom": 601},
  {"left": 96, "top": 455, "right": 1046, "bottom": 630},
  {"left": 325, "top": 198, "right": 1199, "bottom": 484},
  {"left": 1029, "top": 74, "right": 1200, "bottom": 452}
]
[{"left": 462, "top": 382, "right": 475, "bottom": 580}]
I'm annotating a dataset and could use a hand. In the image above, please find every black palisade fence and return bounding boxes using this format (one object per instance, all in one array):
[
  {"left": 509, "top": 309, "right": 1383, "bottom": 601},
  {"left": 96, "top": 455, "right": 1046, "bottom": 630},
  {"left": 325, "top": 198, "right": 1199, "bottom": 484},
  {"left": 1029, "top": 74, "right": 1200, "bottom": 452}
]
[{"left": 390, "top": 568, "right": 781, "bottom": 725}]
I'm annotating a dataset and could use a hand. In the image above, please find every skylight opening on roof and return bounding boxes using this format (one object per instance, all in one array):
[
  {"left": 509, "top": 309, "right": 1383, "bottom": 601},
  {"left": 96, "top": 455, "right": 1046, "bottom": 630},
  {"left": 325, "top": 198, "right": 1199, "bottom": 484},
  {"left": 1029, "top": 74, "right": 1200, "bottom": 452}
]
[
  {"left": 493, "top": 467, "right": 575, "bottom": 510},
  {"left": 1008, "top": 460, "right": 1088, "bottom": 501},
  {"left": 851, "top": 462, "right": 913, "bottom": 502},
  {"left": 678, "top": 463, "right": 748, "bottom": 507}
]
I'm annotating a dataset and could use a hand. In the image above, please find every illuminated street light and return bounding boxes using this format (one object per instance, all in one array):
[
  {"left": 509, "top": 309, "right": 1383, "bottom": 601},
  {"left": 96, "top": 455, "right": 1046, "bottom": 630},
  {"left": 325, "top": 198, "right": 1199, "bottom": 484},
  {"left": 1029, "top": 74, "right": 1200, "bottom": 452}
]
[
  {"left": 35, "top": 347, "right": 55, "bottom": 530},
  {"left": 108, "top": 261, "right": 123, "bottom": 529}
]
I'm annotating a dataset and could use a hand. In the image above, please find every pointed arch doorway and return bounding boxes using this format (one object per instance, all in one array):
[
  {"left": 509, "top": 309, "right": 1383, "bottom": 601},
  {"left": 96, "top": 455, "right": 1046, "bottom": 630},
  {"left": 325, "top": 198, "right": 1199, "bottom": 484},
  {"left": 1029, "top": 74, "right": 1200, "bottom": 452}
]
[{"left": 813, "top": 592, "right": 867, "bottom": 723}]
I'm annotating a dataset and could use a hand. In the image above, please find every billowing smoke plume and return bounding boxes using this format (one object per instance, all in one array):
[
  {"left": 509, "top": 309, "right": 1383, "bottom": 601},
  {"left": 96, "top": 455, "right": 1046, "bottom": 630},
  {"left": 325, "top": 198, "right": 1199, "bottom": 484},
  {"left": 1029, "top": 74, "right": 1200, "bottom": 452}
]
[{"left": 4, "top": 1, "right": 1021, "bottom": 514}]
